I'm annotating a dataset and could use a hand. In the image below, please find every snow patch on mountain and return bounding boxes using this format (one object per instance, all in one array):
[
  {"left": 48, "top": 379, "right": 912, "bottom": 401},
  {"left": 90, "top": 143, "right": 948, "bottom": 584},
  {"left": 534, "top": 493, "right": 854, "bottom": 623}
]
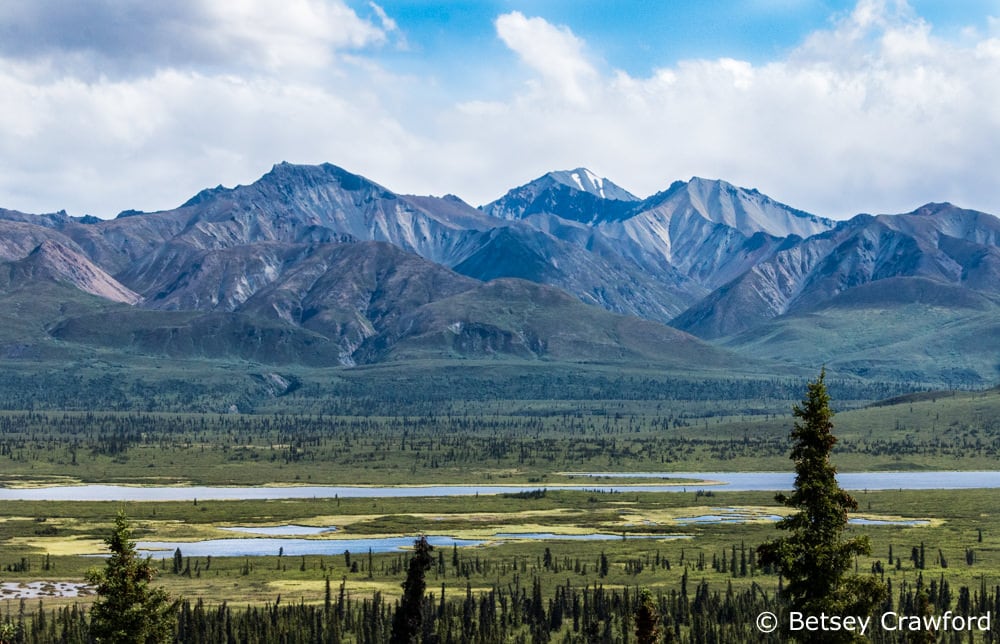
[{"left": 546, "top": 168, "right": 637, "bottom": 202}]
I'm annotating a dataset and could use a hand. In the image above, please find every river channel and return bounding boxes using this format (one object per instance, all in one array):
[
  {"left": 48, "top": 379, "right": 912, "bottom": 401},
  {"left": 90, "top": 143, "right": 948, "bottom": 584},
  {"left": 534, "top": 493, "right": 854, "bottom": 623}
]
[{"left": 2, "top": 471, "right": 999, "bottom": 501}]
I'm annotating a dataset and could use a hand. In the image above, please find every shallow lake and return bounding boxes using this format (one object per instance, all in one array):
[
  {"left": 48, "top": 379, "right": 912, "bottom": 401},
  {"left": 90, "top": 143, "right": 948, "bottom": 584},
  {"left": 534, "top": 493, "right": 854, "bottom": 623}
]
[
  {"left": 135, "top": 531, "right": 688, "bottom": 558},
  {"left": 137, "top": 535, "right": 482, "bottom": 558},
  {"left": 220, "top": 525, "right": 337, "bottom": 536},
  {"left": 2, "top": 471, "right": 999, "bottom": 501},
  {"left": 674, "top": 513, "right": 783, "bottom": 525}
]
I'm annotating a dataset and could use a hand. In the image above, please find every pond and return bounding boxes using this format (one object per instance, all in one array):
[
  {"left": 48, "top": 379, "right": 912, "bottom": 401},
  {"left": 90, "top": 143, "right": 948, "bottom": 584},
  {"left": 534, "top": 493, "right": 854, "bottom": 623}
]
[
  {"left": 136, "top": 526, "right": 690, "bottom": 559},
  {"left": 673, "top": 512, "right": 783, "bottom": 525},
  {"left": 0, "top": 581, "right": 92, "bottom": 599},
  {"left": 136, "top": 535, "right": 483, "bottom": 558},
  {"left": 135, "top": 531, "right": 687, "bottom": 558},
  {"left": 220, "top": 525, "right": 337, "bottom": 536},
  {"left": 670, "top": 508, "right": 928, "bottom": 526},
  {"left": 850, "top": 518, "right": 931, "bottom": 526}
]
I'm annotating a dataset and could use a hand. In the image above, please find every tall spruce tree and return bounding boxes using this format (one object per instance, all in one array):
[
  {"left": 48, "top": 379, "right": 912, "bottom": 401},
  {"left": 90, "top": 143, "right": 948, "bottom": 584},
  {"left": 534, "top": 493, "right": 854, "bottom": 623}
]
[
  {"left": 757, "top": 370, "right": 885, "bottom": 639},
  {"left": 390, "top": 535, "right": 434, "bottom": 644},
  {"left": 87, "top": 510, "right": 175, "bottom": 644}
]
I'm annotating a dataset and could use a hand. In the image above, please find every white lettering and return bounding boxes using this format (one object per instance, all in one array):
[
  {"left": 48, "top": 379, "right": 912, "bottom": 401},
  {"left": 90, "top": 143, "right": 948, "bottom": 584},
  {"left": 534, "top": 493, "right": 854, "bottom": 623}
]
[
  {"left": 788, "top": 612, "right": 869, "bottom": 634},
  {"left": 790, "top": 611, "right": 990, "bottom": 635},
  {"left": 881, "top": 611, "right": 992, "bottom": 632}
]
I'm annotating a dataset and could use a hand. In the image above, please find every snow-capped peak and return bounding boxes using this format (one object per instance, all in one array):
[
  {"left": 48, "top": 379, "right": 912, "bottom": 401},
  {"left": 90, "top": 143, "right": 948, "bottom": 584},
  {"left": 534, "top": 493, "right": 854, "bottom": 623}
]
[{"left": 546, "top": 168, "right": 638, "bottom": 202}]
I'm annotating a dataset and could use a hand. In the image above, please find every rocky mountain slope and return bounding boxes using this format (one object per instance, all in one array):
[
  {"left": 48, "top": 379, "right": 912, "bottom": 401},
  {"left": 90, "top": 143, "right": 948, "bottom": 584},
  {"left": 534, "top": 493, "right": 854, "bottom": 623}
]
[
  {"left": 672, "top": 203, "right": 1000, "bottom": 338},
  {"left": 1, "top": 162, "right": 998, "bottom": 384}
]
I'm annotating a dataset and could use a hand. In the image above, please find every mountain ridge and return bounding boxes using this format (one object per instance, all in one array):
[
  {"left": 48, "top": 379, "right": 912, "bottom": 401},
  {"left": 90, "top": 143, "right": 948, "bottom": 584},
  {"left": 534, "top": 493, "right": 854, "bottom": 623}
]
[{"left": 1, "top": 161, "right": 998, "bottom": 384}]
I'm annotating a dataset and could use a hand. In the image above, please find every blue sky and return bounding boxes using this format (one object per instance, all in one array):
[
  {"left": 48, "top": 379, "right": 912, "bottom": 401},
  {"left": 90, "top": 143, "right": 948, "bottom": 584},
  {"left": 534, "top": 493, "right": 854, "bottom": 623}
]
[
  {"left": 364, "top": 1, "right": 997, "bottom": 74},
  {"left": 1, "top": 0, "right": 999, "bottom": 219}
]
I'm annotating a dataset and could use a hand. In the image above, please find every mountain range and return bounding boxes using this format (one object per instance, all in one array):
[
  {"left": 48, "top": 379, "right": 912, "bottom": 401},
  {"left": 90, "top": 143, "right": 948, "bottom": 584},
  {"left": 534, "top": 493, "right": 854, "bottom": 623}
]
[{"left": 1, "top": 162, "right": 998, "bottom": 386}]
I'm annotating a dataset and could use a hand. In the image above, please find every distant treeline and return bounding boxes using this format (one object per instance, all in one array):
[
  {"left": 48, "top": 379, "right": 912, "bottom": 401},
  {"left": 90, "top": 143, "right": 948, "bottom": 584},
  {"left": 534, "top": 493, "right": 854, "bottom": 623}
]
[
  {"left": 4, "top": 408, "right": 1000, "bottom": 476},
  {"left": 0, "top": 364, "right": 924, "bottom": 414}
]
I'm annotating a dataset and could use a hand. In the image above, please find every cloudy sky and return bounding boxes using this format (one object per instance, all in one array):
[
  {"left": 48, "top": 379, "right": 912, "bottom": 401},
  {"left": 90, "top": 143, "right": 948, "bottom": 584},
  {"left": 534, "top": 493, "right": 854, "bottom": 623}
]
[{"left": 1, "top": 0, "right": 999, "bottom": 219}]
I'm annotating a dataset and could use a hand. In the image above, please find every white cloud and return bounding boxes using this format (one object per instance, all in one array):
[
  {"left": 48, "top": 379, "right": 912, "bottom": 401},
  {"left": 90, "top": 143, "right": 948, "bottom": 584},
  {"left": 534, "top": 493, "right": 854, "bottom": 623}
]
[
  {"left": 368, "top": 2, "right": 399, "bottom": 36},
  {"left": 196, "top": 0, "right": 386, "bottom": 69},
  {"left": 0, "top": 0, "right": 411, "bottom": 215},
  {"left": 494, "top": 11, "right": 598, "bottom": 106},
  {"left": 1, "top": 0, "right": 1000, "bottom": 220},
  {"left": 438, "top": 0, "right": 1000, "bottom": 218},
  {"left": 0, "top": 66, "right": 419, "bottom": 216},
  {"left": 0, "top": 0, "right": 387, "bottom": 74}
]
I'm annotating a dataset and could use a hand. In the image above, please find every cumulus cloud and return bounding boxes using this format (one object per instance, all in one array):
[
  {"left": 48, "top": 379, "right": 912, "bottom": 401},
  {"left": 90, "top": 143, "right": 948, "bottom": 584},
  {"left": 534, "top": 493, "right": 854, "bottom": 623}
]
[
  {"left": 494, "top": 11, "right": 598, "bottom": 106},
  {"left": 0, "top": 0, "right": 387, "bottom": 74},
  {"left": 1, "top": 0, "right": 999, "bottom": 219},
  {"left": 441, "top": 0, "right": 1000, "bottom": 217},
  {"left": 0, "top": 64, "right": 420, "bottom": 216},
  {"left": 0, "top": 0, "right": 412, "bottom": 215}
]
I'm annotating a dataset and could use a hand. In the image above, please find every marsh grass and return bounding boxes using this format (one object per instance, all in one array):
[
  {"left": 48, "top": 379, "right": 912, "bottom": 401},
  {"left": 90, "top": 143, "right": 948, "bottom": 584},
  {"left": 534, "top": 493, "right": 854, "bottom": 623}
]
[{"left": 0, "top": 487, "right": 996, "bottom": 613}]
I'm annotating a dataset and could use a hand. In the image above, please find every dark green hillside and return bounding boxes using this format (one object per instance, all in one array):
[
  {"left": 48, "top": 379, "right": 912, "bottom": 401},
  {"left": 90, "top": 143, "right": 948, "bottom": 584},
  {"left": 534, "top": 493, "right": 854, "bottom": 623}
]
[
  {"left": 0, "top": 262, "right": 809, "bottom": 412},
  {"left": 48, "top": 309, "right": 344, "bottom": 365},
  {"left": 722, "top": 277, "right": 1000, "bottom": 387},
  {"left": 0, "top": 277, "right": 122, "bottom": 361},
  {"left": 3, "top": 164, "right": 999, "bottom": 400},
  {"left": 360, "top": 277, "right": 751, "bottom": 368}
]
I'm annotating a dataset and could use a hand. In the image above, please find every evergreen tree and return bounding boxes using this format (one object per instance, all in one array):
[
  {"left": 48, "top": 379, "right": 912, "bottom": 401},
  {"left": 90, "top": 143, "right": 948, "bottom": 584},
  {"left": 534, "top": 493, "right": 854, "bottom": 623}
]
[
  {"left": 87, "top": 510, "right": 175, "bottom": 644},
  {"left": 635, "top": 588, "right": 661, "bottom": 644},
  {"left": 390, "top": 535, "right": 434, "bottom": 644},
  {"left": 757, "top": 370, "right": 886, "bottom": 639}
]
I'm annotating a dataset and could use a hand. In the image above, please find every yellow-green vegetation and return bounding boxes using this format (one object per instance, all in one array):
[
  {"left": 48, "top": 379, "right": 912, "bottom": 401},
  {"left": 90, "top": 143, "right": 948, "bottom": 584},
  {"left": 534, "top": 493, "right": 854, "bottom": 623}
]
[{"left": 0, "top": 488, "right": 993, "bottom": 609}]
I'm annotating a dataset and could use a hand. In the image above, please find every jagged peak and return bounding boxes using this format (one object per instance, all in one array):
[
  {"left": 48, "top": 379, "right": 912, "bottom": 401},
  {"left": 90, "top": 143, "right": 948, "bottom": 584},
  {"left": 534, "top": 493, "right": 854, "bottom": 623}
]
[
  {"left": 263, "top": 161, "right": 372, "bottom": 186},
  {"left": 177, "top": 162, "right": 392, "bottom": 209},
  {"left": 115, "top": 208, "right": 148, "bottom": 218}
]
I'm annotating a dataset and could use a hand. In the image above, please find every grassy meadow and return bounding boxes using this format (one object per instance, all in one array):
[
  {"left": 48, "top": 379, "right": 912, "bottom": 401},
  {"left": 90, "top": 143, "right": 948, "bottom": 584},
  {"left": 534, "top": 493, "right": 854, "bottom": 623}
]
[{"left": 1, "top": 488, "right": 996, "bottom": 610}]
